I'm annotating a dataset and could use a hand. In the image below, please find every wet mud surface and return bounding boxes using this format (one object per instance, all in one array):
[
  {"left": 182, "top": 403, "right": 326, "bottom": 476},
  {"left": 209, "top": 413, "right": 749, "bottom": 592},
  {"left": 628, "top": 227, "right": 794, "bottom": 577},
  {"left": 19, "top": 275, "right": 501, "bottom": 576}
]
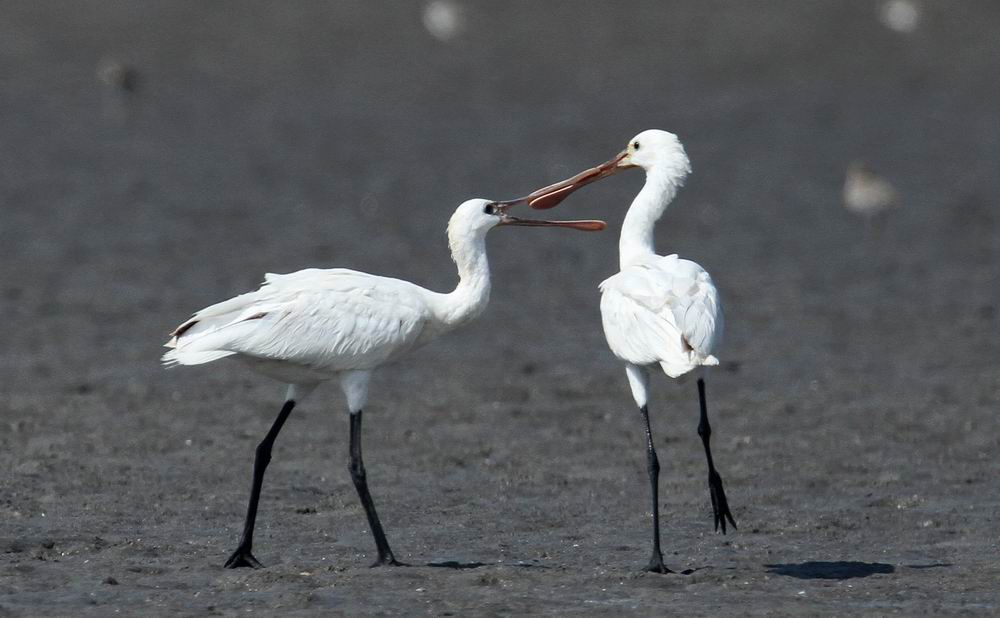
[{"left": 1, "top": 2, "right": 998, "bottom": 614}]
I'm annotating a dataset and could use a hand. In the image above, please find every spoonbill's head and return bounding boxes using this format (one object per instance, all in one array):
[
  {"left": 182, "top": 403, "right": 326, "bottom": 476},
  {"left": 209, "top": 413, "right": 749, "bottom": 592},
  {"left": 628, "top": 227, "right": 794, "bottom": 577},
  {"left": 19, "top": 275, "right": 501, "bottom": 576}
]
[
  {"left": 618, "top": 129, "right": 689, "bottom": 174},
  {"left": 522, "top": 129, "right": 691, "bottom": 209},
  {"left": 448, "top": 198, "right": 606, "bottom": 238}
]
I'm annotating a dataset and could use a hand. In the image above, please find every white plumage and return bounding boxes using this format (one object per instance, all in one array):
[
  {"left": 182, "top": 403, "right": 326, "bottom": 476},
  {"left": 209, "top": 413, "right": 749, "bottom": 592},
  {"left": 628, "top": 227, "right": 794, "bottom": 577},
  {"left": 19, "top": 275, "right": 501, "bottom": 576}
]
[
  {"left": 164, "top": 202, "right": 508, "bottom": 393},
  {"left": 600, "top": 254, "right": 722, "bottom": 378},
  {"left": 526, "top": 129, "right": 735, "bottom": 574},
  {"left": 164, "top": 269, "right": 432, "bottom": 377},
  {"left": 161, "top": 197, "right": 604, "bottom": 569}
]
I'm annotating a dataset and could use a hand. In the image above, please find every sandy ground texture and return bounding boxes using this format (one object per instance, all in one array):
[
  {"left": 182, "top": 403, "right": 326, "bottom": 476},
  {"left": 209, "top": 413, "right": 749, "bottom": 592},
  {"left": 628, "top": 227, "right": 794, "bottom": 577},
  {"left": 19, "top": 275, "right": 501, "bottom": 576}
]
[{"left": 1, "top": 1, "right": 999, "bottom": 615}]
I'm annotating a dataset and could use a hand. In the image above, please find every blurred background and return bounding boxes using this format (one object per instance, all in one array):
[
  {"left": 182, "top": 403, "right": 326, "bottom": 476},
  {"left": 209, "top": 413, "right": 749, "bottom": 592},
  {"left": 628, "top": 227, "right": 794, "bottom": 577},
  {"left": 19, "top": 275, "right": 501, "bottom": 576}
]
[{"left": 1, "top": 1, "right": 997, "bottom": 613}]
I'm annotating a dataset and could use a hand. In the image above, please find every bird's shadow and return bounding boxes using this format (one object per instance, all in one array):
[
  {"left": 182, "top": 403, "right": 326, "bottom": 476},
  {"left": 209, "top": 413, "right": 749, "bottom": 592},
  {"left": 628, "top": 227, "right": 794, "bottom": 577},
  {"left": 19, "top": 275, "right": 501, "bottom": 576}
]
[
  {"left": 765, "top": 561, "right": 895, "bottom": 580},
  {"left": 904, "top": 562, "right": 953, "bottom": 570}
]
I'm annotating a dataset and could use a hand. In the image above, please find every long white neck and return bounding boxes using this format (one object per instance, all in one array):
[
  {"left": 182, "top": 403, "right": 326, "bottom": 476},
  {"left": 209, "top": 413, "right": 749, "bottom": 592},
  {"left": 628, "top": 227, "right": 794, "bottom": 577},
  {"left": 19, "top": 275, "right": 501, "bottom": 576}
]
[
  {"left": 619, "top": 168, "right": 682, "bottom": 268},
  {"left": 433, "top": 229, "right": 491, "bottom": 329}
]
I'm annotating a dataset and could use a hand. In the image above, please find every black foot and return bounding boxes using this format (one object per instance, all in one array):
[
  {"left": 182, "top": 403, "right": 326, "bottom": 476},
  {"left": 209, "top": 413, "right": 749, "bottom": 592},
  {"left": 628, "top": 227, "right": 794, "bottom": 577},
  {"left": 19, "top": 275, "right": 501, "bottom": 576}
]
[
  {"left": 645, "top": 555, "right": 674, "bottom": 574},
  {"left": 708, "top": 469, "right": 737, "bottom": 534},
  {"left": 224, "top": 547, "right": 264, "bottom": 569},
  {"left": 370, "top": 555, "right": 407, "bottom": 568}
]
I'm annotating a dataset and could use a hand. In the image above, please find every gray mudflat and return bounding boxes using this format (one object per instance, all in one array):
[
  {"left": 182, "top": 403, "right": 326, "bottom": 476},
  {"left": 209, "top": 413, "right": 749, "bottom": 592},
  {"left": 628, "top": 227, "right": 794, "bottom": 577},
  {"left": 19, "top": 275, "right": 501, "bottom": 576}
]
[{"left": 1, "top": 2, "right": 997, "bottom": 614}]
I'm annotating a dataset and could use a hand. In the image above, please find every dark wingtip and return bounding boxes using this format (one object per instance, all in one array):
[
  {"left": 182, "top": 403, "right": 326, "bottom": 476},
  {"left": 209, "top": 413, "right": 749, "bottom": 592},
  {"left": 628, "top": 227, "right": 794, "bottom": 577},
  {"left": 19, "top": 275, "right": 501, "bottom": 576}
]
[{"left": 171, "top": 320, "right": 198, "bottom": 339}]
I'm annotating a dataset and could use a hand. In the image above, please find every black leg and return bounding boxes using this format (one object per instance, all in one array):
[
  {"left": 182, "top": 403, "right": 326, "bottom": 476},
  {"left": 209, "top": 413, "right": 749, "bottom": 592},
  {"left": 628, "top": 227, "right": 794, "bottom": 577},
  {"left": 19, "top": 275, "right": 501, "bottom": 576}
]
[
  {"left": 697, "top": 378, "right": 737, "bottom": 533},
  {"left": 224, "top": 399, "right": 296, "bottom": 569},
  {"left": 348, "top": 410, "right": 403, "bottom": 567},
  {"left": 639, "top": 404, "right": 671, "bottom": 574}
]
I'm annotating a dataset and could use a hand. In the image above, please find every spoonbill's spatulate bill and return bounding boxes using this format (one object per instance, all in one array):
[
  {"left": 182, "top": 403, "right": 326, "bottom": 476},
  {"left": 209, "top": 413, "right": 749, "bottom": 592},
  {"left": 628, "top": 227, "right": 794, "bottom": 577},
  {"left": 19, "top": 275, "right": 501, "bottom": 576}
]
[
  {"left": 529, "top": 130, "right": 736, "bottom": 573},
  {"left": 163, "top": 199, "right": 605, "bottom": 569}
]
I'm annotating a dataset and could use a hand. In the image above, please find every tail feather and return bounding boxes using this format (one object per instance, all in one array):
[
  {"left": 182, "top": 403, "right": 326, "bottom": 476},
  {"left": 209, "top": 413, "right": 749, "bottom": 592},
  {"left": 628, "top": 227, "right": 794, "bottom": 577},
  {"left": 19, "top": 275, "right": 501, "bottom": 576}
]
[
  {"left": 162, "top": 309, "right": 270, "bottom": 367},
  {"left": 161, "top": 348, "right": 236, "bottom": 367},
  {"left": 163, "top": 282, "right": 281, "bottom": 368},
  {"left": 659, "top": 354, "right": 720, "bottom": 378}
]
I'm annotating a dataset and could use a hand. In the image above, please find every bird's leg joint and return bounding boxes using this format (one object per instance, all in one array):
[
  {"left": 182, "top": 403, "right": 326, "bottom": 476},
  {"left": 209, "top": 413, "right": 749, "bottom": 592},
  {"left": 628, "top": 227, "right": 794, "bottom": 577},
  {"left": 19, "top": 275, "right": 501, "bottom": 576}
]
[
  {"left": 647, "top": 446, "right": 660, "bottom": 476},
  {"left": 697, "top": 417, "right": 711, "bottom": 441}
]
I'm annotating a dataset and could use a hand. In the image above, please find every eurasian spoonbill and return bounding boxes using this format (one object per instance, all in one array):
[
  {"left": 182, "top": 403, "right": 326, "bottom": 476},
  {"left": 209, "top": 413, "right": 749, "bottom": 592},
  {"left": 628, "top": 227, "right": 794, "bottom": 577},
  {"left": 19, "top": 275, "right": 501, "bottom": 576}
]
[
  {"left": 526, "top": 130, "right": 736, "bottom": 573},
  {"left": 163, "top": 198, "right": 605, "bottom": 568}
]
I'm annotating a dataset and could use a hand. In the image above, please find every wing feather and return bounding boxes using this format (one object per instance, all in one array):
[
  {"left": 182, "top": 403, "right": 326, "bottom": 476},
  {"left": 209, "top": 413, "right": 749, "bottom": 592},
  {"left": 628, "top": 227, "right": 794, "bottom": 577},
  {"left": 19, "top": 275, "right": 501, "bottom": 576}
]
[
  {"left": 599, "top": 255, "right": 722, "bottom": 374},
  {"left": 164, "top": 269, "right": 429, "bottom": 370}
]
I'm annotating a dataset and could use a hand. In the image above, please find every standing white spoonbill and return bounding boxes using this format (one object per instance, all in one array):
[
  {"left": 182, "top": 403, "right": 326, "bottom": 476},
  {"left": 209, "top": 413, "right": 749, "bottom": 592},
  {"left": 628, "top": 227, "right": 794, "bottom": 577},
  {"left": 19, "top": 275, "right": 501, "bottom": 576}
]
[
  {"left": 524, "top": 130, "right": 736, "bottom": 573},
  {"left": 162, "top": 198, "right": 605, "bottom": 569}
]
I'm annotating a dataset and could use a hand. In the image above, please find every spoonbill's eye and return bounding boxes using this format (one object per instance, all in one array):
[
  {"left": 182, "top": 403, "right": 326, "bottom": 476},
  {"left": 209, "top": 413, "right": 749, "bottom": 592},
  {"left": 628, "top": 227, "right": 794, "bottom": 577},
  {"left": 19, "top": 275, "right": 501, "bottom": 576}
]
[
  {"left": 483, "top": 203, "right": 496, "bottom": 215},
  {"left": 633, "top": 141, "right": 641, "bottom": 150}
]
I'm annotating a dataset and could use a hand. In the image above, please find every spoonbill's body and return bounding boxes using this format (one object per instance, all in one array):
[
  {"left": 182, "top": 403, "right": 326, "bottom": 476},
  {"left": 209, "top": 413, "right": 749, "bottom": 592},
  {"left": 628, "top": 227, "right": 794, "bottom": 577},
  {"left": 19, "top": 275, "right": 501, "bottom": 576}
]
[
  {"left": 163, "top": 198, "right": 604, "bottom": 568},
  {"left": 527, "top": 130, "right": 736, "bottom": 573}
]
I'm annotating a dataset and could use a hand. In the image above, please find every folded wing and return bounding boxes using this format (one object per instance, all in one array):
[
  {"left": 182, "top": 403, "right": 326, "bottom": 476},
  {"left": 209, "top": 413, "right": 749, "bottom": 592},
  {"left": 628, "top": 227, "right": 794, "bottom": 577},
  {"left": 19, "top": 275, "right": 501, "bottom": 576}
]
[
  {"left": 599, "top": 254, "right": 722, "bottom": 377},
  {"left": 163, "top": 268, "right": 428, "bottom": 371}
]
